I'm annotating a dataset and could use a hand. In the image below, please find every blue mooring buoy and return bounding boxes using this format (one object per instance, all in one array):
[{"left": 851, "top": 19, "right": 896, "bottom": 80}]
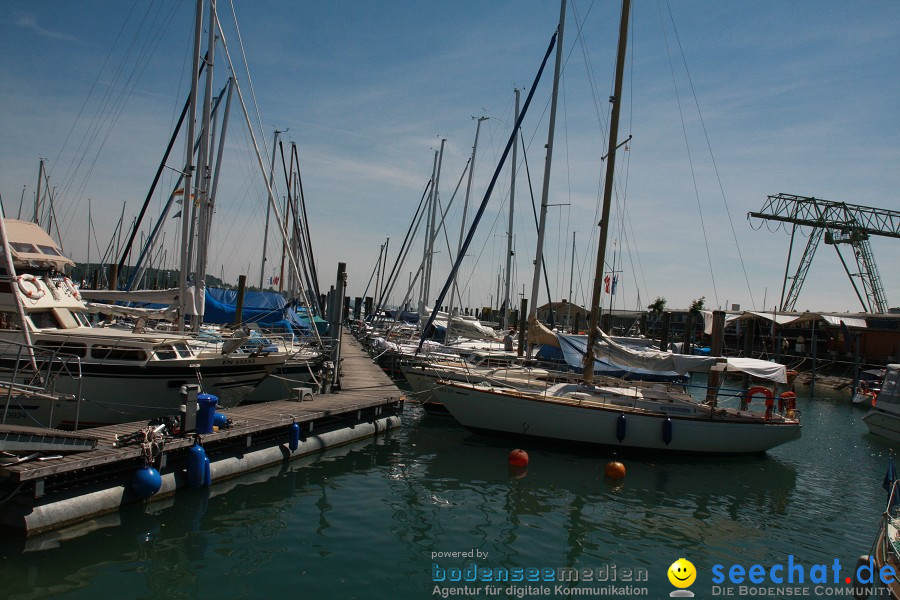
[
  {"left": 188, "top": 441, "right": 209, "bottom": 488},
  {"left": 289, "top": 422, "right": 300, "bottom": 452},
  {"left": 663, "top": 417, "right": 673, "bottom": 446},
  {"left": 616, "top": 414, "right": 627, "bottom": 442},
  {"left": 132, "top": 465, "right": 162, "bottom": 498}
]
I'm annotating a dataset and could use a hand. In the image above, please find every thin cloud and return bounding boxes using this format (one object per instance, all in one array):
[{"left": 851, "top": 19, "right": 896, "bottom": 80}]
[{"left": 15, "top": 14, "right": 86, "bottom": 45}]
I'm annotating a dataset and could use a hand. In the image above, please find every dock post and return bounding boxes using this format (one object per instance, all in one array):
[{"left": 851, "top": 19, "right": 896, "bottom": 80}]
[
  {"left": 330, "top": 263, "right": 347, "bottom": 391},
  {"left": 810, "top": 319, "right": 817, "bottom": 393},
  {"left": 517, "top": 298, "right": 528, "bottom": 357},
  {"left": 741, "top": 318, "right": 756, "bottom": 390},
  {"left": 707, "top": 310, "right": 726, "bottom": 405},
  {"left": 659, "top": 311, "right": 671, "bottom": 351},
  {"left": 233, "top": 274, "right": 247, "bottom": 326}
]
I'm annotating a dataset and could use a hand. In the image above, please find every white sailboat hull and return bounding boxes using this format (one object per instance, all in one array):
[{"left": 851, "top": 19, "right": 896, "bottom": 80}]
[{"left": 433, "top": 382, "right": 801, "bottom": 454}]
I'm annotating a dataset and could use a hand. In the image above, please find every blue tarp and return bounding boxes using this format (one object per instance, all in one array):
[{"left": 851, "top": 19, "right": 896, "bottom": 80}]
[{"left": 204, "top": 287, "right": 328, "bottom": 335}]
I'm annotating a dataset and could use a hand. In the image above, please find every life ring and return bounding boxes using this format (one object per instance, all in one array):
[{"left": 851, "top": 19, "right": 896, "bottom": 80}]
[
  {"left": 778, "top": 391, "right": 797, "bottom": 414},
  {"left": 17, "top": 274, "right": 45, "bottom": 300},
  {"left": 63, "top": 277, "right": 82, "bottom": 301},
  {"left": 745, "top": 386, "right": 774, "bottom": 418}
]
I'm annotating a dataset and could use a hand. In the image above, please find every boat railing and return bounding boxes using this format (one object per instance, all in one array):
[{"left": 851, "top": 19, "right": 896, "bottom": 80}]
[
  {"left": 0, "top": 338, "right": 84, "bottom": 429},
  {"left": 879, "top": 480, "right": 900, "bottom": 565}
]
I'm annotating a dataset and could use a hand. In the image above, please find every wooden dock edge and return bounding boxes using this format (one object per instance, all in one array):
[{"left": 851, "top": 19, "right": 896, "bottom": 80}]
[{"left": 1, "top": 411, "right": 401, "bottom": 537}]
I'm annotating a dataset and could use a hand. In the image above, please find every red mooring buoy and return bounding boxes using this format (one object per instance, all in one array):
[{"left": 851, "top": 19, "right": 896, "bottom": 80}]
[
  {"left": 508, "top": 449, "right": 529, "bottom": 468},
  {"left": 605, "top": 461, "right": 626, "bottom": 479}
]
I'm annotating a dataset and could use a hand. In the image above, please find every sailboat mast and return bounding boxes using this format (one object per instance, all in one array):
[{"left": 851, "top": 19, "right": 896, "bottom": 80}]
[
  {"left": 502, "top": 89, "right": 520, "bottom": 331},
  {"left": 423, "top": 139, "right": 446, "bottom": 315},
  {"left": 583, "top": 0, "right": 631, "bottom": 384},
  {"left": 178, "top": 0, "right": 204, "bottom": 331},
  {"left": 448, "top": 117, "right": 486, "bottom": 339},
  {"left": 568, "top": 230, "right": 575, "bottom": 330},
  {"left": 259, "top": 128, "right": 282, "bottom": 289},
  {"left": 527, "top": 0, "right": 566, "bottom": 357},
  {"left": 191, "top": 0, "right": 217, "bottom": 330}
]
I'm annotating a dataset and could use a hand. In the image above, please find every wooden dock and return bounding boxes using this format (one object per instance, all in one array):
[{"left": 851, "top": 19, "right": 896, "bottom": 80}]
[{"left": 0, "top": 328, "right": 403, "bottom": 537}]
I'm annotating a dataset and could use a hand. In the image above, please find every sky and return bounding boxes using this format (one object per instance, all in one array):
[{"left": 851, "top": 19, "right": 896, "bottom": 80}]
[{"left": 1, "top": 0, "right": 898, "bottom": 314}]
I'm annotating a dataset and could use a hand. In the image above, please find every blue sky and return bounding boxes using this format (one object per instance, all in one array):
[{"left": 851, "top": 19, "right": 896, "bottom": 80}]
[{"left": 1, "top": 1, "right": 898, "bottom": 314}]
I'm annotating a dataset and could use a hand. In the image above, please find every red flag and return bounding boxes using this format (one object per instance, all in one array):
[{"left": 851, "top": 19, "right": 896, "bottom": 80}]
[{"left": 604, "top": 274, "right": 611, "bottom": 293}]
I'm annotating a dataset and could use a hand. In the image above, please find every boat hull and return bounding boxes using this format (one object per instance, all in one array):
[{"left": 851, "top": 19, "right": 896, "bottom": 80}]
[
  {"left": 0, "top": 355, "right": 282, "bottom": 429},
  {"left": 433, "top": 383, "right": 801, "bottom": 454},
  {"left": 863, "top": 408, "right": 900, "bottom": 443}
]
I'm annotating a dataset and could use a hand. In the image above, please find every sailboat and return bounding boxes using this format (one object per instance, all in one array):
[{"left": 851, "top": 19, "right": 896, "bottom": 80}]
[{"left": 431, "top": 0, "right": 801, "bottom": 454}]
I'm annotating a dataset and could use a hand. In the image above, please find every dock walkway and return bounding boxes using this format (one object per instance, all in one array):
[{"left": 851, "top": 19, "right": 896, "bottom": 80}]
[{"left": 0, "top": 328, "right": 403, "bottom": 536}]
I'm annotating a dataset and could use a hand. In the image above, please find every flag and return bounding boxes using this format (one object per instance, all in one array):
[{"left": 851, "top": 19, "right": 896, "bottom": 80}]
[
  {"left": 611, "top": 275, "right": 618, "bottom": 295},
  {"left": 884, "top": 456, "right": 896, "bottom": 493},
  {"left": 604, "top": 274, "right": 611, "bottom": 294}
]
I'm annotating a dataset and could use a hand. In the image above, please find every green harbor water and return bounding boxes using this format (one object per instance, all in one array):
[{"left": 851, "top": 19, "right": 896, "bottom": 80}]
[{"left": 0, "top": 379, "right": 894, "bottom": 599}]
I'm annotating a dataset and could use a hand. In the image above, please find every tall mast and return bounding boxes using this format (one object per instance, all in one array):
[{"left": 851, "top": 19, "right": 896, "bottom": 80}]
[
  {"left": 33, "top": 159, "right": 44, "bottom": 225},
  {"left": 418, "top": 150, "right": 438, "bottom": 316},
  {"left": 178, "top": 0, "right": 204, "bottom": 331},
  {"left": 423, "top": 139, "right": 446, "bottom": 315},
  {"left": 448, "top": 117, "right": 486, "bottom": 339},
  {"left": 568, "top": 230, "right": 575, "bottom": 330},
  {"left": 583, "top": 0, "right": 631, "bottom": 384},
  {"left": 502, "top": 89, "right": 520, "bottom": 330},
  {"left": 259, "top": 128, "right": 282, "bottom": 289},
  {"left": 191, "top": 0, "right": 217, "bottom": 330},
  {"left": 527, "top": 0, "right": 566, "bottom": 357}
]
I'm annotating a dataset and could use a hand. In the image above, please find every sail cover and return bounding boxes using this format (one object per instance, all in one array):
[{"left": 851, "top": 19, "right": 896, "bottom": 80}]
[{"left": 558, "top": 331, "right": 717, "bottom": 378}]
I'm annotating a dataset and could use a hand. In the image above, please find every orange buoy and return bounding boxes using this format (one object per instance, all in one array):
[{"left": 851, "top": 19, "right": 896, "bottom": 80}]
[
  {"left": 605, "top": 461, "right": 626, "bottom": 479},
  {"left": 508, "top": 449, "right": 529, "bottom": 468}
]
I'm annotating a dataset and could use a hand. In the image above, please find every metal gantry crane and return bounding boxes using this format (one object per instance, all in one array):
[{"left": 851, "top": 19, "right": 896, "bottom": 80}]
[{"left": 748, "top": 193, "right": 900, "bottom": 313}]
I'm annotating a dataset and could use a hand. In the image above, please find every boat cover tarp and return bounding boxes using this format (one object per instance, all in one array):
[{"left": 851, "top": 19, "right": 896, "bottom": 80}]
[
  {"left": 557, "top": 332, "right": 712, "bottom": 381},
  {"left": 724, "top": 357, "right": 787, "bottom": 384},
  {"left": 204, "top": 287, "right": 327, "bottom": 334}
]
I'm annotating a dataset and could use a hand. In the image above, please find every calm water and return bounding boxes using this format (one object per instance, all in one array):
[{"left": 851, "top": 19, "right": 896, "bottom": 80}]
[{"left": 0, "top": 379, "right": 894, "bottom": 599}]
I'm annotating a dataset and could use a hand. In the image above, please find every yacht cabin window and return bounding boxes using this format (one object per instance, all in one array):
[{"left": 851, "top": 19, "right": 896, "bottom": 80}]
[
  {"left": 91, "top": 345, "right": 148, "bottom": 362},
  {"left": 0, "top": 311, "right": 22, "bottom": 330},
  {"left": 29, "top": 311, "right": 62, "bottom": 330},
  {"left": 173, "top": 343, "right": 193, "bottom": 358},
  {"left": 36, "top": 340, "right": 87, "bottom": 358},
  {"left": 154, "top": 345, "right": 178, "bottom": 360}
]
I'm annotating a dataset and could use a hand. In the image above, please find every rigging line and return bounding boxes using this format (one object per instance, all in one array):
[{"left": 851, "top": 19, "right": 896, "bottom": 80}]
[
  {"left": 664, "top": 0, "right": 755, "bottom": 310},
  {"left": 227, "top": 0, "right": 272, "bottom": 177},
  {"left": 517, "top": 129, "right": 558, "bottom": 323},
  {"left": 60, "top": 2, "right": 182, "bottom": 239},
  {"left": 48, "top": 2, "right": 138, "bottom": 181},
  {"left": 59, "top": 1, "right": 175, "bottom": 215},
  {"left": 571, "top": 0, "right": 609, "bottom": 138},
  {"left": 52, "top": 1, "right": 152, "bottom": 199},
  {"left": 657, "top": 0, "right": 719, "bottom": 308}
]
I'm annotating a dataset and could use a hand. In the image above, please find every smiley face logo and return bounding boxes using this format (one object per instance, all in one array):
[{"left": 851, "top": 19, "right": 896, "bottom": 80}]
[{"left": 667, "top": 558, "right": 696, "bottom": 589}]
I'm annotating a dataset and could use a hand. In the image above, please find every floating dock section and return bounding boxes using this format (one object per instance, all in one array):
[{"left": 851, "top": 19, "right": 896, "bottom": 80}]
[{"left": 0, "top": 330, "right": 403, "bottom": 536}]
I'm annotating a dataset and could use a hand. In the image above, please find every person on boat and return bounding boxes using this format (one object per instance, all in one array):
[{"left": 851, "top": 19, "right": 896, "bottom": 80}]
[{"left": 503, "top": 328, "right": 516, "bottom": 351}]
